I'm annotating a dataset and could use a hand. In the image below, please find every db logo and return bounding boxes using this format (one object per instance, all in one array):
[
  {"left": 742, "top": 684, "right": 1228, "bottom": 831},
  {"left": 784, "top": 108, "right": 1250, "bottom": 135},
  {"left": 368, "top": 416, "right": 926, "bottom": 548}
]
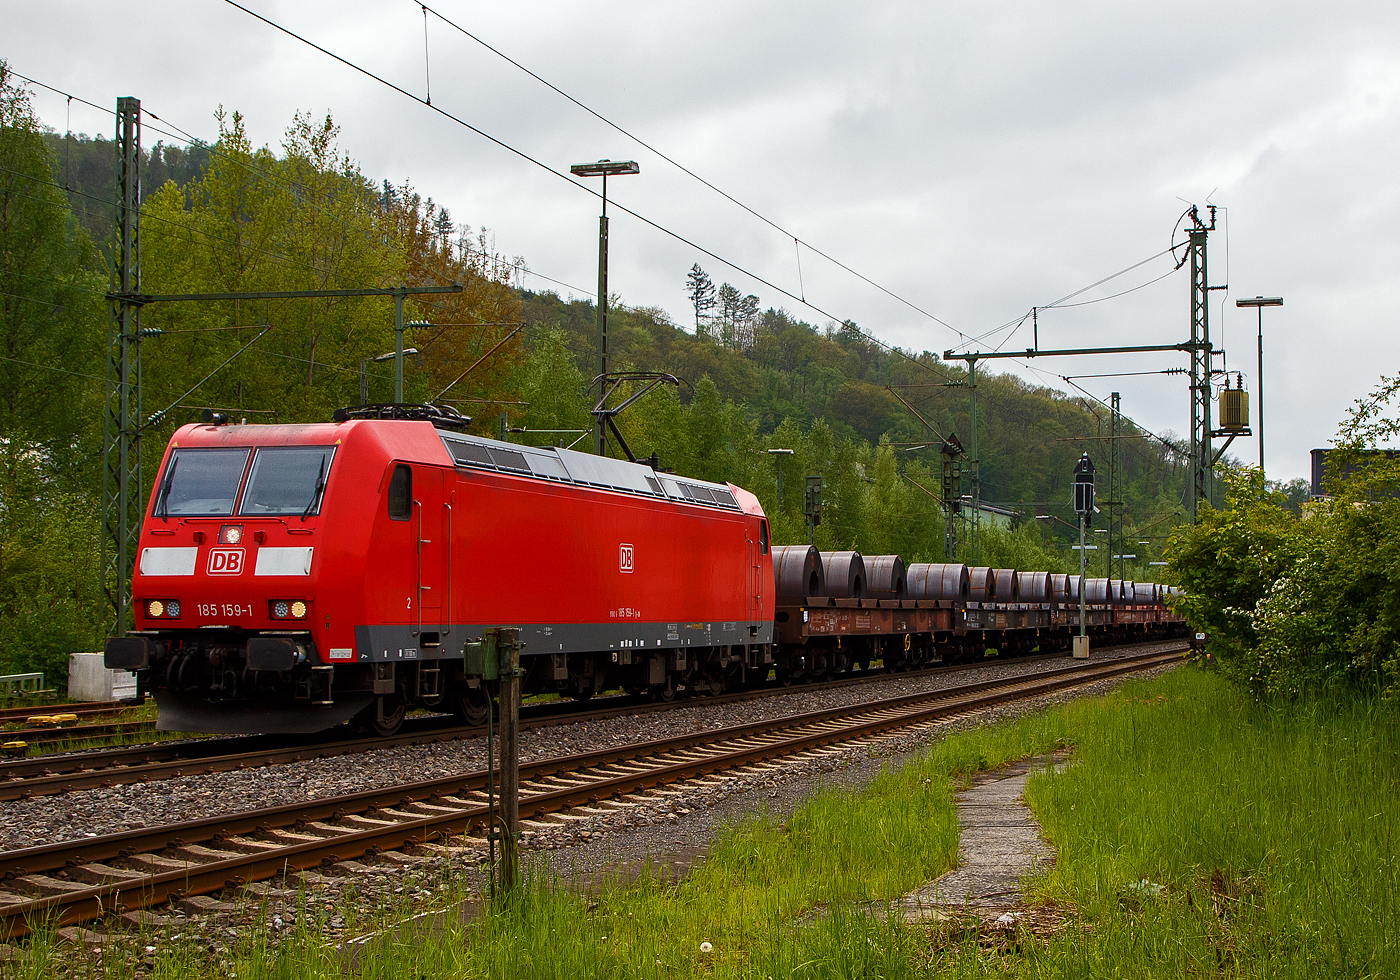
[
  {"left": 619, "top": 544, "right": 634, "bottom": 574},
  {"left": 207, "top": 548, "right": 246, "bottom": 575}
]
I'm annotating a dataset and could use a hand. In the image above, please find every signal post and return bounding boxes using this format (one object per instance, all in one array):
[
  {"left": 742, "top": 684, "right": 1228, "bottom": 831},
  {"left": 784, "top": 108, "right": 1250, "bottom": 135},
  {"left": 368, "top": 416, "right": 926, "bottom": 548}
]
[{"left": 1073, "top": 454, "right": 1095, "bottom": 659}]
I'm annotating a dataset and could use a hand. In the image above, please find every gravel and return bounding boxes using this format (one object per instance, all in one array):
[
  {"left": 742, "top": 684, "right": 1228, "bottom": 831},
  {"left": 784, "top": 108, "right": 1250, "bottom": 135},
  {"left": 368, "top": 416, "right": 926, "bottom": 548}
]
[{"left": 0, "top": 644, "right": 1181, "bottom": 852}]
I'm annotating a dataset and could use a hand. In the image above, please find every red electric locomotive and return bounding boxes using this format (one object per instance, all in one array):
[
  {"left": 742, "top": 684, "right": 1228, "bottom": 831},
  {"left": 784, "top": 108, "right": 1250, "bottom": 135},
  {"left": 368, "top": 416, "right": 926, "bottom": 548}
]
[{"left": 105, "top": 407, "right": 775, "bottom": 736}]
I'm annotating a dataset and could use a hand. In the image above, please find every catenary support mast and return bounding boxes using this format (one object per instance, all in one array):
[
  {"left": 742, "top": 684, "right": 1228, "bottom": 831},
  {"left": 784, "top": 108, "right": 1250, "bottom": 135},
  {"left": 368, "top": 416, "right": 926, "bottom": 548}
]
[{"left": 101, "top": 97, "right": 143, "bottom": 636}]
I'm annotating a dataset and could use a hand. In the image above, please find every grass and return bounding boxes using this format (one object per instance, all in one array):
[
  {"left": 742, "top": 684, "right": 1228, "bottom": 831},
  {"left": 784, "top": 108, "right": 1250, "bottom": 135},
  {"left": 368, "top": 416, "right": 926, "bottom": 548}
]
[
  {"left": 7, "top": 666, "right": 1399, "bottom": 978},
  {"left": 1019, "top": 669, "right": 1400, "bottom": 977}
]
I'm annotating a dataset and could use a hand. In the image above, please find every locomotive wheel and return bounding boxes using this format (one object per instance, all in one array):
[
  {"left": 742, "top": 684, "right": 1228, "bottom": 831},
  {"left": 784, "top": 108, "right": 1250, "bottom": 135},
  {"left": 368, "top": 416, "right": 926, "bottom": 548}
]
[
  {"left": 366, "top": 694, "right": 406, "bottom": 737},
  {"left": 452, "top": 684, "right": 490, "bottom": 727}
]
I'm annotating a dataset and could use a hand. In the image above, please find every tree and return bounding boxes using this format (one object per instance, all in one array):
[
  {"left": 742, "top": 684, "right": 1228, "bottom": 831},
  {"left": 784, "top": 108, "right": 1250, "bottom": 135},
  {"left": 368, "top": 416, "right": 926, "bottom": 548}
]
[
  {"left": 0, "top": 63, "right": 106, "bottom": 681},
  {"left": 0, "top": 63, "right": 103, "bottom": 456},
  {"left": 519, "top": 328, "right": 590, "bottom": 446},
  {"left": 685, "top": 264, "right": 716, "bottom": 337}
]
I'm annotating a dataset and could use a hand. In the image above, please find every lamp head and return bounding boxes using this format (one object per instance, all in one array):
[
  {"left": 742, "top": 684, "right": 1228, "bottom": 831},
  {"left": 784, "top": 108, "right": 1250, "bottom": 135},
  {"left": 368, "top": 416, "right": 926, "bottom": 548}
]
[{"left": 570, "top": 159, "right": 640, "bottom": 177}]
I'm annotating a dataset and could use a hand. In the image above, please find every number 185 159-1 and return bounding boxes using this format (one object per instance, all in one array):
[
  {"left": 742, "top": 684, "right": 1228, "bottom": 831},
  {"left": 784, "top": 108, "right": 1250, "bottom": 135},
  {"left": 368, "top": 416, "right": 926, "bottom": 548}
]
[{"left": 197, "top": 603, "right": 252, "bottom": 619}]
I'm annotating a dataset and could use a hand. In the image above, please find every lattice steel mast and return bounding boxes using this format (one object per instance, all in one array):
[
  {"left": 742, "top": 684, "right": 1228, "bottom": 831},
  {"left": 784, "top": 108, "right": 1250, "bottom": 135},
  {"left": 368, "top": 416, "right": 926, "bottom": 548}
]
[{"left": 101, "top": 97, "right": 143, "bottom": 636}]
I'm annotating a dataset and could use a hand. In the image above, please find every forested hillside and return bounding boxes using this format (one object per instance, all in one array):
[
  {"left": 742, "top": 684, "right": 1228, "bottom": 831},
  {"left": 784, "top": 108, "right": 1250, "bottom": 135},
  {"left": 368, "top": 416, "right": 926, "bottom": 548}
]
[
  {"left": 1, "top": 66, "right": 1190, "bottom": 680},
  {"left": 512, "top": 289, "right": 1191, "bottom": 564}
]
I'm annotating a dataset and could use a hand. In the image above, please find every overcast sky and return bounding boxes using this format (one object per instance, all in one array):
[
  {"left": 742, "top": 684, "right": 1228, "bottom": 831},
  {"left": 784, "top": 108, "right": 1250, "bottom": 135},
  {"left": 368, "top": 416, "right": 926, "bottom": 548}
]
[{"left": 10, "top": 0, "right": 1400, "bottom": 482}]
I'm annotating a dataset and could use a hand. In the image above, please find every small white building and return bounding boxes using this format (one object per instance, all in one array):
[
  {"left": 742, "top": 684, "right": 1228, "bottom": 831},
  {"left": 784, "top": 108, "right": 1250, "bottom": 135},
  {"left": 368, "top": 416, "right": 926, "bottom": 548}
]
[{"left": 67, "top": 653, "right": 139, "bottom": 702}]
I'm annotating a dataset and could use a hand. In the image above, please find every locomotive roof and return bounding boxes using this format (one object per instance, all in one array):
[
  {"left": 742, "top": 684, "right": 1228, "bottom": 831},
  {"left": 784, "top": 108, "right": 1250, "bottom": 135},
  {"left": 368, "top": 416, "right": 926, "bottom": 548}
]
[
  {"left": 439, "top": 430, "right": 747, "bottom": 514},
  {"left": 166, "top": 419, "right": 751, "bottom": 516}
]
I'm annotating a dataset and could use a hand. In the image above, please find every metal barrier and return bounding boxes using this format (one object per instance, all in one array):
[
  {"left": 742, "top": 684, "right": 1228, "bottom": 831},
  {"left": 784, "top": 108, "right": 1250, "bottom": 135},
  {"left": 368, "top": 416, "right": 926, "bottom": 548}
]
[{"left": 0, "top": 674, "right": 44, "bottom": 699}]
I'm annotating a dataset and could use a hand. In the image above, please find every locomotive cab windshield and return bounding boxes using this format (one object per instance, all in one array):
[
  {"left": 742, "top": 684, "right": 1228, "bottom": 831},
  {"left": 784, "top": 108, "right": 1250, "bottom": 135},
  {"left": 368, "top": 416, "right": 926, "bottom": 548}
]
[
  {"left": 154, "top": 448, "right": 249, "bottom": 517},
  {"left": 240, "top": 446, "right": 335, "bottom": 516},
  {"left": 153, "top": 445, "right": 335, "bottom": 518}
]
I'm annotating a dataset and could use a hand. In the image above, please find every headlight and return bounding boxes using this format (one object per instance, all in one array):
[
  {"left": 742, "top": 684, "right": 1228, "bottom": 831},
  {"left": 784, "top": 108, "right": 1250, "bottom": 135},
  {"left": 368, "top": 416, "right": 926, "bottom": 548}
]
[
  {"left": 146, "top": 599, "right": 180, "bottom": 619},
  {"left": 268, "top": 599, "right": 307, "bottom": 620},
  {"left": 218, "top": 524, "right": 244, "bottom": 545}
]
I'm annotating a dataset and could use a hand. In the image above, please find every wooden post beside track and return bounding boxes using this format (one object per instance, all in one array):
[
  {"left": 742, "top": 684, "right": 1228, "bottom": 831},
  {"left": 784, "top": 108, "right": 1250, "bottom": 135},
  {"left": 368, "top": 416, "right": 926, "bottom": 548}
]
[{"left": 497, "top": 627, "right": 522, "bottom": 893}]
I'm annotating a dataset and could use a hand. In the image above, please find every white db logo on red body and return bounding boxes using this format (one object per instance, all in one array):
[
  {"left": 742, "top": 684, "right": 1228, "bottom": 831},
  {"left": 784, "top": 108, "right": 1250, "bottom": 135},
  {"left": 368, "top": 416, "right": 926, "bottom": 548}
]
[
  {"left": 619, "top": 544, "right": 634, "bottom": 573},
  {"left": 207, "top": 548, "right": 245, "bottom": 575}
]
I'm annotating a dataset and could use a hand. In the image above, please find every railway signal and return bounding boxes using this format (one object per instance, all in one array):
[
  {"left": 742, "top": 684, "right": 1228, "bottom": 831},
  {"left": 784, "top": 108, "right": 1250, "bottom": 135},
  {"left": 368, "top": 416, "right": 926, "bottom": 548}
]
[
  {"left": 804, "top": 475, "right": 823, "bottom": 544},
  {"left": 1073, "top": 453, "right": 1095, "bottom": 659}
]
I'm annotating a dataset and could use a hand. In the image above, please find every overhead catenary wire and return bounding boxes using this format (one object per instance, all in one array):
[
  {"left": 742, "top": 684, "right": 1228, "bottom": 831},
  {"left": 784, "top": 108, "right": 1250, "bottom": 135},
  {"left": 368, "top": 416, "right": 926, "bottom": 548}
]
[
  {"left": 10, "top": 66, "right": 712, "bottom": 311},
  {"left": 219, "top": 1, "right": 964, "bottom": 386},
  {"left": 412, "top": 0, "right": 967, "bottom": 343},
  {"left": 10, "top": 58, "right": 1193, "bottom": 496},
  {"left": 959, "top": 246, "right": 1180, "bottom": 353}
]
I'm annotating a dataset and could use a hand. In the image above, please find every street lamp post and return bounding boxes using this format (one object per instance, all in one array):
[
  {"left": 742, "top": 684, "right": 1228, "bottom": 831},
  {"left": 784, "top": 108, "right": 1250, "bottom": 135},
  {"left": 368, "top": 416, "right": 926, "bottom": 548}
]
[
  {"left": 361, "top": 349, "right": 416, "bottom": 405},
  {"left": 569, "top": 159, "right": 640, "bottom": 455},
  {"left": 1235, "top": 296, "right": 1283, "bottom": 475},
  {"left": 767, "top": 448, "right": 794, "bottom": 511}
]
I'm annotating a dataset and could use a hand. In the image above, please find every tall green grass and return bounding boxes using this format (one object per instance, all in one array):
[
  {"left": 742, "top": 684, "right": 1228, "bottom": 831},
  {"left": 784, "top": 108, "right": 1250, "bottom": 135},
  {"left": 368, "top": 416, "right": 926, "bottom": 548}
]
[{"left": 1020, "top": 667, "right": 1400, "bottom": 978}]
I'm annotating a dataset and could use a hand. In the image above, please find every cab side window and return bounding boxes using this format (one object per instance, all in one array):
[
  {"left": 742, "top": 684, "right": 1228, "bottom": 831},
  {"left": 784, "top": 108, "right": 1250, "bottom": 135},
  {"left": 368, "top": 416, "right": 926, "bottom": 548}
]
[
  {"left": 388, "top": 464, "right": 412, "bottom": 520},
  {"left": 759, "top": 519, "right": 770, "bottom": 555}
]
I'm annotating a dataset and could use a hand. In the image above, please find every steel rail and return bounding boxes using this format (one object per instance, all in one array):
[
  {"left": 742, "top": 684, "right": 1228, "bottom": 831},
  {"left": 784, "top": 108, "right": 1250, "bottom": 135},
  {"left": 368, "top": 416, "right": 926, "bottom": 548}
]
[
  {"left": 0, "top": 639, "right": 1183, "bottom": 795},
  {"left": 1, "top": 720, "right": 157, "bottom": 750},
  {"left": 0, "top": 651, "right": 1057, "bottom": 790},
  {"left": 0, "top": 702, "right": 131, "bottom": 724},
  {"left": 0, "top": 649, "right": 1182, "bottom": 938}
]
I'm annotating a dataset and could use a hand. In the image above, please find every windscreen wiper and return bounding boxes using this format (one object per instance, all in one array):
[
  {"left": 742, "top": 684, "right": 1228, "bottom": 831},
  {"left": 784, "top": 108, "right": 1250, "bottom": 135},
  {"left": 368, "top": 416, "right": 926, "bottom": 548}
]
[
  {"left": 301, "top": 455, "right": 327, "bottom": 522},
  {"left": 156, "top": 456, "right": 179, "bottom": 522}
]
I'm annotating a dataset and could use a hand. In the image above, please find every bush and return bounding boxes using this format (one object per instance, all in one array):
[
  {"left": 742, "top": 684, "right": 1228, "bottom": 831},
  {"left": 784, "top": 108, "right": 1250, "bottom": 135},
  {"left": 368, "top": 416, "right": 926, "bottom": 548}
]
[
  {"left": 1168, "top": 374, "right": 1400, "bottom": 701},
  {"left": 0, "top": 449, "right": 103, "bottom": 688}
]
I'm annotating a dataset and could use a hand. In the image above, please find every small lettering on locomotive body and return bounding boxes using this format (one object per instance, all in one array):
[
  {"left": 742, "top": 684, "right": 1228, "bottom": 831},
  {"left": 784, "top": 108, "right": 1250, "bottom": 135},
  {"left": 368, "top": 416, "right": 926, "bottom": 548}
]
[{"left": 196, "top": 603, "right": 253, "bottom": 618}]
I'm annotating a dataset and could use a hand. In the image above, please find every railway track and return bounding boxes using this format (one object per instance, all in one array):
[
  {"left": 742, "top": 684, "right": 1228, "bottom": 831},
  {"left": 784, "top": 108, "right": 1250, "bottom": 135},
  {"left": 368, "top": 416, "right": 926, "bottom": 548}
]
[
  {"left": 1, "top": 720, "right": 158, "bottom": 752},
  {"left": 0, "top": 702, "right": 132, "bottom": 725},
  {"left": 0, "top": 641, "right": 1180, "bottom": 800},
  {"left": 0, "top": 647, "right": 1182, "bottom": 938}
]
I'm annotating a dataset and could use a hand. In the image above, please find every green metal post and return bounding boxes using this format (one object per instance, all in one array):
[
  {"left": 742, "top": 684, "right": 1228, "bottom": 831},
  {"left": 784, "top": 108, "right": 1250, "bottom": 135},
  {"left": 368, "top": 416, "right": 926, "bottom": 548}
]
[
  {"left": 595, "top": 173, "right": 609, "bottom": 456},
  {"left": 102, "top": 96, "right": 142, "bottom": 637},
  {"left": 498, "top": 627, "right": 521, "bottom": 894},
  {"left": 1187, "top": 209, "right": 1213, "bottom": 519},
  {"left": 968, "top": 358, "right": 980, "bottom": 564},
  {"left": 393, "top": 289, "right": 406, "bottom": 404},
  {"left": 1110, "top": 392, "right": 1120, "bottom": 580}
]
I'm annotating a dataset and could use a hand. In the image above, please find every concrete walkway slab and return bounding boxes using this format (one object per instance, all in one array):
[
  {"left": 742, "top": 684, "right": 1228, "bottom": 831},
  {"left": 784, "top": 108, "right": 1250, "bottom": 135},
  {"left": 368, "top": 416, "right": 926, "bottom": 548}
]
[{"left": 896, "top": 752, "right": 1062, "bottom": 922}]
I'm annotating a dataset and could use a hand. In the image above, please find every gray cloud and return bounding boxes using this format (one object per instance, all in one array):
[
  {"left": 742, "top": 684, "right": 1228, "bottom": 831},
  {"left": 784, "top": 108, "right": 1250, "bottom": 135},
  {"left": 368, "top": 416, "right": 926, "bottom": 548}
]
[{"left": 9, "top": 0, "right": 1400, "bottom": 479}]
